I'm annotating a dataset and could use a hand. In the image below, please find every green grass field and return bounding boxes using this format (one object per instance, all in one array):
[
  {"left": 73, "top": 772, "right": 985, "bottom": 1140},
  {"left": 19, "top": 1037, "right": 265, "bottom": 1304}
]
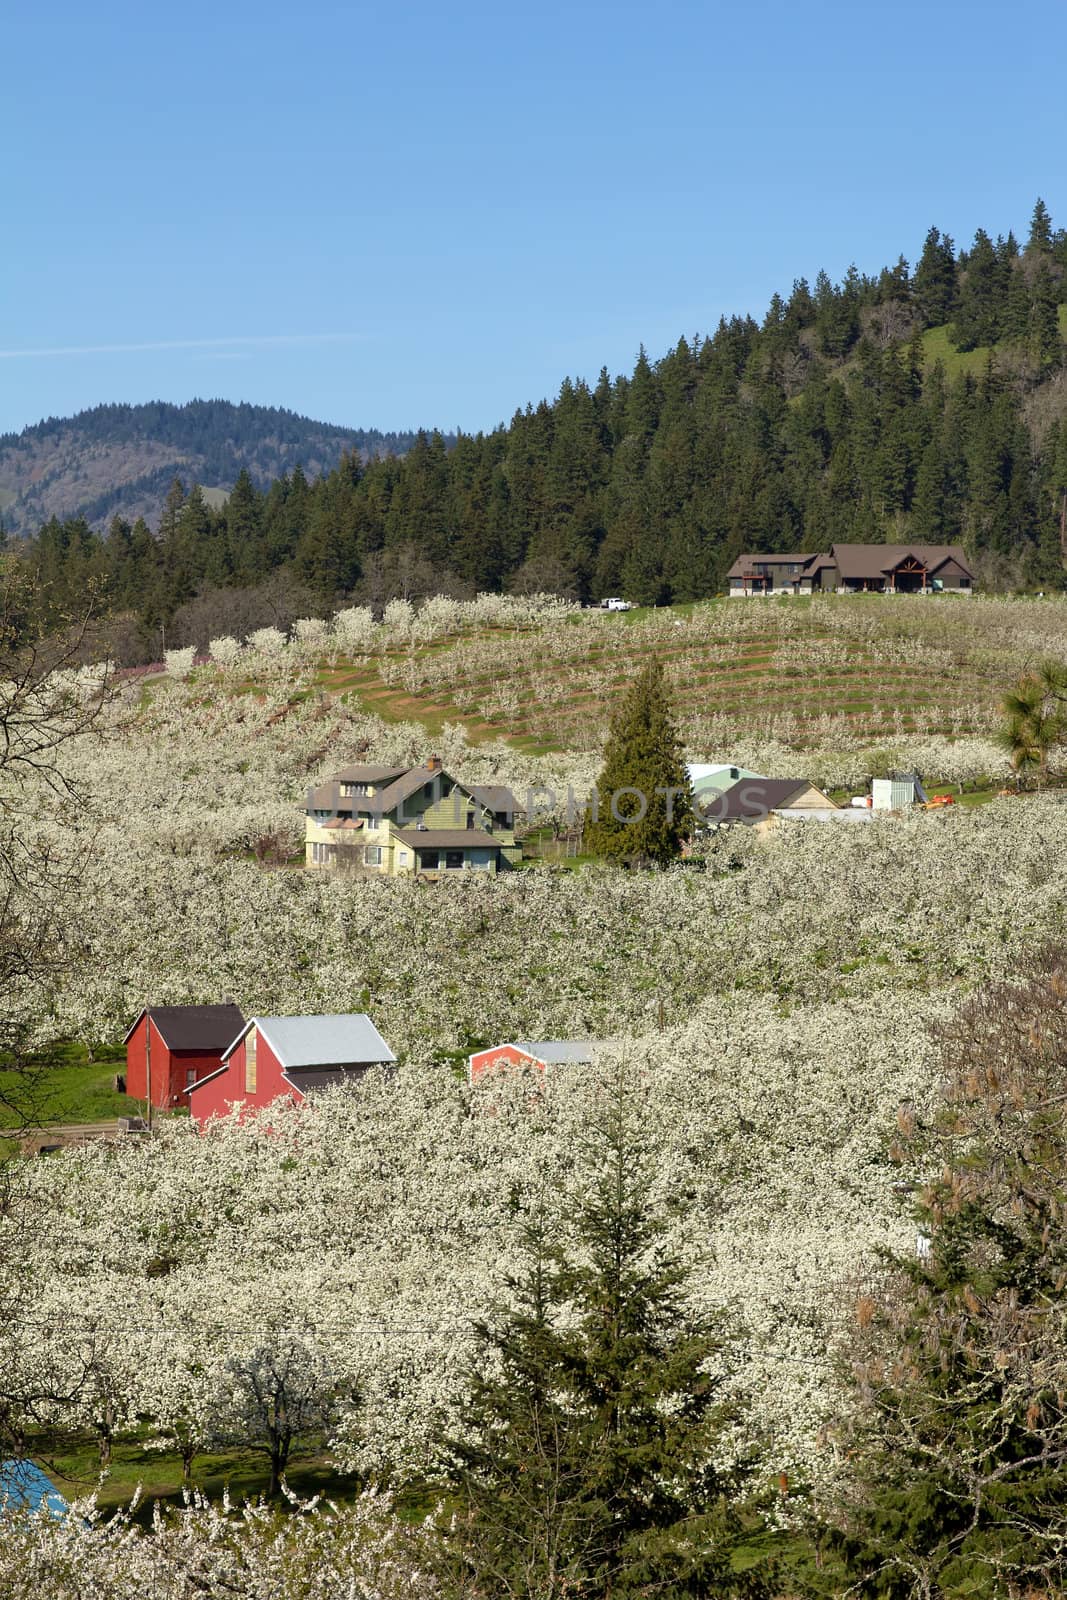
[
  {"left": 918, "top": 305, "right": 1067, "bottom": 379},
  {"left": 0, "top": 1041, "right": 142, "bottom": 1131},
  {"left": 34, "top": 1430, "right": 363, "bottom": 1522},
  {"left": 918, "top": 323, "right": 1000, "bottom": 378}
]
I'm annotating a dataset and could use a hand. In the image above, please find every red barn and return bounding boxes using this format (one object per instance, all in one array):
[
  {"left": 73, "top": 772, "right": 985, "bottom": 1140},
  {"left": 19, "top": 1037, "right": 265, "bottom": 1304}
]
[
  {"left": 187, "top": 1013, "right": 396, "bottom": 1129},
  {"left": 468, "top": 1039, "right": 608, "bottom": 1083},
  {"left": 124, "top": 1004, "right": 246, "bottom": 1112}
]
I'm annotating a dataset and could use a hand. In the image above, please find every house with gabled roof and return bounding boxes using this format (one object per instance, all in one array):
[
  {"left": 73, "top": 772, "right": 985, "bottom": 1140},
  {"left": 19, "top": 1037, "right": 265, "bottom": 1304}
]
[
  {"left": 124, "top": 1002, "right": 246, "bottom": 1111},
  {"left": 726, "top": 543, "right": 974, "bottom": 596},
  {"left": 186, "top": 1013, "right": 396, "bottom": 1128},
  {"left": 725, "top": 552, "right": 816, "bottom": 596},
  {"left": 305, "top": 755, "right": 521, "bottom": 876},
  {"left": 698, "top": 777, "right": 841, "bottom": 834}
]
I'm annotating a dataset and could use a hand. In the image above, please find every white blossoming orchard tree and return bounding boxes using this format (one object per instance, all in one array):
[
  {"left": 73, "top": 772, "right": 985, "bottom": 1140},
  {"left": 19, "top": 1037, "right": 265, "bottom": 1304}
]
[
  {"left": 331, "top": 605, "right": 378, "bottom": 654},
  {"left": 209, "top": 634, "right": 244, "bottom": 670},
  {"left": 163, "top": 646, "right": 197, "bottom": 680},
  {"left": 382, "top": 597, "right": 414, "bottom": 638},
  {"left": 0, "top": 1490, "right": 436, "bottom": 1600}
]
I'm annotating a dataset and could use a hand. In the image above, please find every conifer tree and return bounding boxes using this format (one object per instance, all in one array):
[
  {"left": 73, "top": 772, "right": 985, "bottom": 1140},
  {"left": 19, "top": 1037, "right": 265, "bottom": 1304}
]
[
  {"left": 1028, "top": 259, "right": 1061, "bottom": 364},
  {"left": 912, "top": 227, "right": 957, "bottom": 327},
  {"left": 438, "top": 1071, "right": 767, "bottom": 1599},
  {"left": 1000, "top": 659, "right": 1067, "bottom": 782},
  {"left": 1028, "top": 196, "right": 1053, "bottom": 253},
  {"left": 584, "top": 655, "right": 691, "bottom": 865},
  {"left": 157, "top": 476, "right": 186, "bottom": 544},
  {"left": 103, "top": 515, "right": 135, "bottom": 607},
  {"left": 1003, "top": 261, "right": 1031, "bottom": 343},
  {"left": 954, "top": 229, "right": 1002, "bottom": 350},
  {"left": 224, "top": 467, "right": 265, "bottom": 582}
]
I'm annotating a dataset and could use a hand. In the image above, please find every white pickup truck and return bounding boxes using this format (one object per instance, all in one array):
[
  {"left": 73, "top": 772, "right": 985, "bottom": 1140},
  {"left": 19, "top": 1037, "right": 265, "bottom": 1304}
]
[{"left": 599, "top": 597, "right": 634, "bottom": 612}]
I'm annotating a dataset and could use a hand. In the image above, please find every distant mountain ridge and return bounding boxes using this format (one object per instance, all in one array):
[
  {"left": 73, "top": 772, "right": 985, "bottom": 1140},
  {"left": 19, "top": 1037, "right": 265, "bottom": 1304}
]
[{"left": 0, "top": 399, "right": 439, "bottom": 537}]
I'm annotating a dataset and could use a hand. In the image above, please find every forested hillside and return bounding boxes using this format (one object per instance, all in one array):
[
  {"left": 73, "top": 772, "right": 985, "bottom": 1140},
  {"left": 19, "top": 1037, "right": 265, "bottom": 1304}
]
[
  {"left": 0, "top": 399, "right": 430, "bottom": 538},
  {"left": 16, "top": 202, "right": 1067, "bottom": 655}
]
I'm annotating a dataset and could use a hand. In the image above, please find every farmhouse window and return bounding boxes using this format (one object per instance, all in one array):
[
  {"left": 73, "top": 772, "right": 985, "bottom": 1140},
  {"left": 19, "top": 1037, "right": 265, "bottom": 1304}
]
[
  {"left": 445, "top": 850, "right": 464, "bottom": 869},
  {"left": 364, "top": 846, "right": 382, "bottom": 866},
  {"left": 185, "top": 1069, "right": 196, "bottom": 1090},
  {"left": 245, "top": 1031, "right": 257, "bottom": 1095},
  {"left": 419, "top": 850, "right": 440, "bottom": 870}
]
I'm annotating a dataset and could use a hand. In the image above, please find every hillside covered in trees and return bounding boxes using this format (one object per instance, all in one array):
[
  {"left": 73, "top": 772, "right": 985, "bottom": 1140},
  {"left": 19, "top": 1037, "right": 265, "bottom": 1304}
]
[
  {"left": 15, "top": 202, "right": 1067, "bottom": 656},
  {"left": 0, "top": 399, "right": 432, "bottom": 539}
]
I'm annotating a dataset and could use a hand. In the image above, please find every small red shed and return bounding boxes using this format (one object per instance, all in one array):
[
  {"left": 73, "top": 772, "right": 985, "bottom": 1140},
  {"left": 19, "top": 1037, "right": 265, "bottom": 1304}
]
[
  {"left": 124, "top": 1004, "right": 246, "bottom": 1112},
  {"left": 468, "top": 1040, "right": 606, "bottom": 1083},
  {"left": 187, "top": 1013, "right": 396, "bottom": 1129}
]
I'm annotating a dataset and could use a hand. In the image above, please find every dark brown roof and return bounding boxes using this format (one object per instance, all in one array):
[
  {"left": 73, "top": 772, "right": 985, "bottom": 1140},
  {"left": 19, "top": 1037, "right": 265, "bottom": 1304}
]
[
  {"left": 393, "top": 828, "right": 500, "bottom": 850},
  {"left": 725, "top": 552, "right": 814, "bottom": 579},
  {"left": 698, "top": 779, "right": 814, "bottom": 822},
  {"left": 725, "top": 543, "right": 973, "bottom": 584},
  {"left": 125, "top": 1003, "right": 246, "bottom": 1051},
  {"left": 821, "top": 543, "right": 972, "bottom": 580}
]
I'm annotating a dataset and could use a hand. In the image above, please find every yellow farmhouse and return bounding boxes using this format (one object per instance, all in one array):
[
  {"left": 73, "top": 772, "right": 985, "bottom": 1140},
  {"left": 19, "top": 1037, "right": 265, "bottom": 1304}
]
[{"left": 306, "top": 756, "right": 521, "bottom": 876}]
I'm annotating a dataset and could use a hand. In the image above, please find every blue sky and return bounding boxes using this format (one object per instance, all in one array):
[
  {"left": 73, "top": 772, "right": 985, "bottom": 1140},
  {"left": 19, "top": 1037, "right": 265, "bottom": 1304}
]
[{"left": 2, "top": 0, "right": 1064, "bottom": 438}]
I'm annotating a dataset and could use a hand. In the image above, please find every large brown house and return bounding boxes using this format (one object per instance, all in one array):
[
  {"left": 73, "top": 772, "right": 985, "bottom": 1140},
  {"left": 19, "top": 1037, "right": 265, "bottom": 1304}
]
[{"left": 726, "top": 543, "right": 974, "bottom": 597}]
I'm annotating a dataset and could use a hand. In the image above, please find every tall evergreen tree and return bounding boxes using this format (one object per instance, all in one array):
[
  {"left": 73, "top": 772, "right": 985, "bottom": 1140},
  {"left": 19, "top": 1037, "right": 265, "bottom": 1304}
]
[
  {"left": 584, "top": 656, "right": 691, "bottom": 864},
  {"left": 1028, "top": 196, "right": 1054, "bottom": 253},
  {"left": 1003, "top": 261, "right": 1031, "bottom": 343},
  {"left": 224, "top": 467, "right": 266, "bottom": 582},
  {"left": 954, "top": 229, "right": 1002, "bottom": 350},
  {"left": 438, "top": 1070, "right": 767, "bottom": 1600},
  {"left": 1028, "top": 258, "right": 1061, "bottom": 364},
  {"left": 912, "top": 227, "right": 957, "bottom": 327}
]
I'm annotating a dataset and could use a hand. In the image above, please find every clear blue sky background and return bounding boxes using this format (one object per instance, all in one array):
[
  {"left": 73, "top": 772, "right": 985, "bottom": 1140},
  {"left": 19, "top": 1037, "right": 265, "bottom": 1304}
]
[{"left": 2, "top": 0, "right": 1064, "bottom": 438}]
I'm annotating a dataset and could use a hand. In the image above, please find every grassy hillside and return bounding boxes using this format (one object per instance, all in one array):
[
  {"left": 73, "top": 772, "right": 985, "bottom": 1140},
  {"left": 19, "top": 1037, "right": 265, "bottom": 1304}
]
[{"left": 918, "top": 303, "right": 1067, "bottom": 379}]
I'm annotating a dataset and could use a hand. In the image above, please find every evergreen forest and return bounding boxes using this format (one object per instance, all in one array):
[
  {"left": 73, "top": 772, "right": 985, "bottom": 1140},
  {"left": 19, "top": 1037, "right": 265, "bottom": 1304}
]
[{"left": 14, "top": 201, "right": 1067, "bottom": 655}]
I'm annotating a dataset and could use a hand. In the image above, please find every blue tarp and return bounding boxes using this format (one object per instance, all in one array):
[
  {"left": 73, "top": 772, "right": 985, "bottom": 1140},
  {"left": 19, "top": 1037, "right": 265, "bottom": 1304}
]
[{"left": 0, "top": 1458, "right": 68, "bottom": 1519}]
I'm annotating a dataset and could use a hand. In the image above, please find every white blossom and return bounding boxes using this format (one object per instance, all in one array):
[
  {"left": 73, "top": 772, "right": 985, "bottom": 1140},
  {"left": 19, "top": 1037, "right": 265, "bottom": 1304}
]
[
  {"left": 209, "top": 635, "right": 245, "bottom": 669},
  {"left": 163, "top": 647, "right": 197, "bottom": 681}
]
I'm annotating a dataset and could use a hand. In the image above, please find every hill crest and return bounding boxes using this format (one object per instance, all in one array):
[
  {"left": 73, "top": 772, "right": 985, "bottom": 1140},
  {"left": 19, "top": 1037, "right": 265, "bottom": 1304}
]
[{"left": 0, "top": 398, "right": 441, "bottom": 537}]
